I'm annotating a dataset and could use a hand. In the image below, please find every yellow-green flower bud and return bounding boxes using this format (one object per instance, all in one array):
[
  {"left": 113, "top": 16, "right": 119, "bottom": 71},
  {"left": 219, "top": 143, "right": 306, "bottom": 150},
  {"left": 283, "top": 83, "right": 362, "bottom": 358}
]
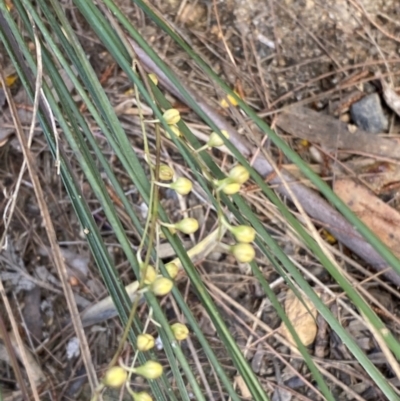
[
  {"left": 137, "top": 333, "right": 155, "bottom": 352},
  {"left": 159, "top": 165, "right": 174, "bottom": 181},
  {"left": 170, "top": 177, "right": 192, "bottom": 195},
  {"left": 231, "top": 225, "right": 256, "bottom": 243},
  {"left": 151, "top": 277, "right": 173, "bottom": 296},
  {"left": 148, "top": 73, "right": 158, "bottom": 86},
  {"left": 166, "top": 125, "right": 182, "bottom": 139},
  {"left": 165, "top": 262, "right": 179, "bottom": 279},
  {"left": 171, "top": 323, "right": 189, "bottom": 341},
  {"left": 220, "top": 91, "right": 240, "bottom": 108},
  {"left": 140, "top": 265, "right": 157, "bottom": 285},
  {"left": 207, "top": 130, "right": 229, "bottom": 148},
  {"left": 132, "top": 391, "right": 153, "bottom": 401},
  {"left": 103, "top": 366, "right": 128, "bottom": 388},
  {"left": 228, "top": 165, "right": 250, "bottom": 185},
  {"left": 163, "top": 109, "right": 180, "bottom": 125},
  {"left": 174, "top": 218, "right": 199, "bottom": 234},
  {"left": 134, "top": 360, "right": 163, "bottom": 380},
  {"left": 231, "top": 243, "right": 255, "bottom": 263},
  {"left": 221, "top": 181, "right": 241, "bottom": 195}
]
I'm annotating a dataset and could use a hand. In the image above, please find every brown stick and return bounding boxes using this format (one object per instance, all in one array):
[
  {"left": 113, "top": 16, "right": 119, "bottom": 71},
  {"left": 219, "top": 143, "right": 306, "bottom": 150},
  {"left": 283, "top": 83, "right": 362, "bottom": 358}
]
[{"left": 129, "top": 39, "right": 400, "bottom": 287}]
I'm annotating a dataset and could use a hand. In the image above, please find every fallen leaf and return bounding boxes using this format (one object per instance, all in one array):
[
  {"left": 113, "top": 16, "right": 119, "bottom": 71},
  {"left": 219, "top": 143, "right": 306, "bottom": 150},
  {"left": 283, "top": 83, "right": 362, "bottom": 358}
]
[
  {"left": 333, "top": 178, "right": 400, "bottom": 258},
  {"left": 0, "top": 331, "right": 45, "bottom": 385},
  {"left": 234, "top": 375, "right": 252, "bottom": 399},
  {"left": 346, "top": 158, "right": 400, "bottom": 196},
  {"left": 381, "top": 78, "right": 400, "bottom": 117},
  {"left": 279, "top": 289, "right": 318, "bottom": 354}
]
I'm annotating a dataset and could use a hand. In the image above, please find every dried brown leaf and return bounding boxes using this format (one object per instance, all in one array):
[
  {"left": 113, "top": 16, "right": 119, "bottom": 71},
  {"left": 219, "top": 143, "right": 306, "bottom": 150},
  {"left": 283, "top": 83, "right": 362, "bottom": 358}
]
[
  {"left": 279, "top": 289, "right": 318, "bottom": 354},
  {"left": 333, "top": 178, "right": 400, "bottom": 258}
]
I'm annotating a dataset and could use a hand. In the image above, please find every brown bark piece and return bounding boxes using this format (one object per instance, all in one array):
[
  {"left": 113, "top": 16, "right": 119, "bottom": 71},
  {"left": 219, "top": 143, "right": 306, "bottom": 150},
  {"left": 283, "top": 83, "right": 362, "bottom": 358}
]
[
  {"left": 276, "top": 106, "right": 400, "bottom": 159},
  {"left": 333, "top": 178, "right": 400, "bottom": 258}
]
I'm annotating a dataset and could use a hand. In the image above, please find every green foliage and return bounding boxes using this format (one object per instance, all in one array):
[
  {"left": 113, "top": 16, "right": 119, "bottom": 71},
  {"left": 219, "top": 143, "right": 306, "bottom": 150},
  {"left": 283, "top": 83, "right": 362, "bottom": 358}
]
[{"left": 1, "top": 0, "right": 400, "bottom": 400}]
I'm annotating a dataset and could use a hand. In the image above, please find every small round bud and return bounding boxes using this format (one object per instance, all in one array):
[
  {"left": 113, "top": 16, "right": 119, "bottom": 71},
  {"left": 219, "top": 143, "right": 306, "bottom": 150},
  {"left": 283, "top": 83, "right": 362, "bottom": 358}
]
[
  {"left": 163, "top": 109, "right": 180, "bottom": 125},
  {"left": 137, "top": 333, "right": 155, "bottom": 352},
  {"left": 159, "top": 165, "right": 174, "bottom": 181},
  {"left": 132, "top": 391, "right": 153, "bottom": 401},
  {"left": 231, "top": 225, "right": 256, "bottom": 243},
  {"left": 140, "top": 264, "right": 157, "bottom": 285},
  {"left": 231, "top": 243, "right": 255, "bottom": 263},
  {"left": 166, "top": 125, "right": 182, "bottom": 139},
  {"left": 207, "top": 130, "right": 229, "bottom": 148},
  {"left": 174, "top": 218, "right": 199, "bottom": 234},
  {"left": 103, "top": 366, "right": 128, "bottom": 388},
  {"left": 220, "top": 91, "right": 240, "bottom": 108},
  {"left": 165, "top": 262, "right": 179, "bottom": 279},
  {"left": 134, "top": 360, "right": 163, "bottom": 380},
  {"left": 170, "top": 177, "right": 192, "bottom": 195},
  {"left": 148, "top": 73, "right": 158, "bottom": 85},
  {"left": 151, "top": 277, "right": 173, "bottom": 296},
  {"left": 229, "top": 165, "right": 249, "bottom": 185},
  {"left": 221, "top": 181, "right": 241, "bottom": 195},
  {"left": 171, "top": 323, "right": 189, "bottom": 341}
]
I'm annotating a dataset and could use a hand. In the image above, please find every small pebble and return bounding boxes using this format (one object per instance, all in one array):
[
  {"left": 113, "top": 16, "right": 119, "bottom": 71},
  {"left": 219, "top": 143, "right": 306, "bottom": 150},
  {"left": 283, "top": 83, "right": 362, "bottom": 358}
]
[{"left": 350, "top": 93, "right": 388, "bottom": 134}]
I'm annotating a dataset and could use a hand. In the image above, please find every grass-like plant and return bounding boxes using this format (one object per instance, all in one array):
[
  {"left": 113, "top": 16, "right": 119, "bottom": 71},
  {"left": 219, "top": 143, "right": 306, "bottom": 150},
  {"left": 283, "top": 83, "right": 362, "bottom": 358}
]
[{"left": 1, "top": 1, "right": 400, "bottom": 400}]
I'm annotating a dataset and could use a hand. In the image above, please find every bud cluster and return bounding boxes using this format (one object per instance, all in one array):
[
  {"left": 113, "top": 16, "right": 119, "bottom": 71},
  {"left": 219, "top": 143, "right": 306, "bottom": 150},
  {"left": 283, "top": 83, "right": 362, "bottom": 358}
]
[
  {"left": 216, "top": 164, "right": 250, "bottom": 195},
  {"left": 102, "top": 75, "right": 257, "bottom": 401}
]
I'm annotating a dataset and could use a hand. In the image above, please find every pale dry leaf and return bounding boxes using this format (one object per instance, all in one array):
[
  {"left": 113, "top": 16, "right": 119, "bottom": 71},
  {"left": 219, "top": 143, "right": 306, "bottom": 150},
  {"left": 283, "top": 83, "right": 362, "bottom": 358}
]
[
  {"left": 234, "top": 375, "right": 252, "bottom": 399},
  {"left": 279, "top": 289, "right": 318, "bottom": 354},
  {"left": 333, "top": 178, "right": 400, "bottom": 258},
  {"left": 0, "top": 113, "right": 14, "bottom": 147},
  {"left": 381, "top": 78, "right": 400, "bottom": 117},
  {"left": 0, "top": 241, "right": 35, "bottom": 293},
  {"left": 7, "top": 332, "right": 45, "bottom": 384},
  {"left": 346, "top": 158, "right": 400, "bottom": 195}
]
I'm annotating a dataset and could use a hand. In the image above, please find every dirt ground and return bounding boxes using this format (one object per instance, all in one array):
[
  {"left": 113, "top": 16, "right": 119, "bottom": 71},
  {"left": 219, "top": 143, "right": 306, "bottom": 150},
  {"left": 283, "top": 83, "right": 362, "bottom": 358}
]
[{"left": 1, "top": 0, "right": 400, "bottom": 400}]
